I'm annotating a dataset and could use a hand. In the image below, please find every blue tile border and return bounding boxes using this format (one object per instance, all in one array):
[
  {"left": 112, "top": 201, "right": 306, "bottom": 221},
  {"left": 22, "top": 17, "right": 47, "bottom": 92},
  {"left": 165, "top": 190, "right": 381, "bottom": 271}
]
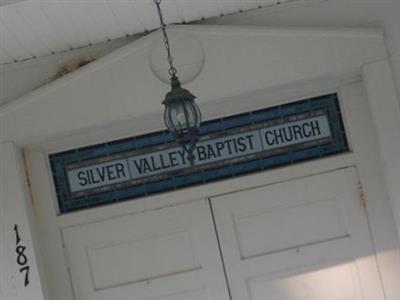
[{"left": 50, "top": 93, "right": 348, "bottom": 214}]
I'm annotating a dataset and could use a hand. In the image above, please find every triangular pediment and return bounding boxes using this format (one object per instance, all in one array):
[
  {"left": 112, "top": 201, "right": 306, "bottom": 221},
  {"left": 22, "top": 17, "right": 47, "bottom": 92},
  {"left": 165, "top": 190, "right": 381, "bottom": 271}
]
[{"left": 0, "top": 25, "right": 387, "bottom": 146}]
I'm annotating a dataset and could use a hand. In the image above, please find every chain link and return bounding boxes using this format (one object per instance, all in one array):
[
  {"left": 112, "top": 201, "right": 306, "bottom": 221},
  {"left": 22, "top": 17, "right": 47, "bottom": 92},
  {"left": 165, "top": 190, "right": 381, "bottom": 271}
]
[{"left": 153, "top": 0, "right": 177, "bottom": 77}]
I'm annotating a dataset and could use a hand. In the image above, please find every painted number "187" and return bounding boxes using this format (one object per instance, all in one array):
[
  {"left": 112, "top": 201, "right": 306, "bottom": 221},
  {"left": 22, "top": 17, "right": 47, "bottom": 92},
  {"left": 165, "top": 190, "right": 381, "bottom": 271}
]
[{"left": 13, "top": 224, "right": 30, "bottom": 287}]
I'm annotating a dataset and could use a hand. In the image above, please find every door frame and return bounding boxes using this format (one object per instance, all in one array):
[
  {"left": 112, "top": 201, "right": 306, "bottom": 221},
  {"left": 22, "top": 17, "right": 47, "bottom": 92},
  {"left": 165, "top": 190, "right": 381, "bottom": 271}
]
[
  {"left": 23, "top": 80, "right": 400, "bottom": 300},
  {"left": 1, "top": 26, "right": 399, "bottom": 300}
]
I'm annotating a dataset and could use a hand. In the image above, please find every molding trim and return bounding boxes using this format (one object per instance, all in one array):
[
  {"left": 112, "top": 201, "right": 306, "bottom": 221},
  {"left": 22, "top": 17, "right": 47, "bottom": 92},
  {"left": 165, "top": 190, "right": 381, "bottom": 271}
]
[
  {"left": 363, "top": 60, "right": 400, "bottom": 241},
  {"left": 0, "top": 142, "right": 46, "bottom": 299}
]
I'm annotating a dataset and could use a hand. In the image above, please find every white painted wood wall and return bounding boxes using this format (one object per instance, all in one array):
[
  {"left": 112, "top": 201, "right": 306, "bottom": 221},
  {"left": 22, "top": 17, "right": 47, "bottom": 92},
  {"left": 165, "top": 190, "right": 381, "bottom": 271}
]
[
  {"left": 0, "top": 25, "right": 400, "bottom": 299},
  {"left": 0, "top": 143, "right": 46, "bottom": 299}
]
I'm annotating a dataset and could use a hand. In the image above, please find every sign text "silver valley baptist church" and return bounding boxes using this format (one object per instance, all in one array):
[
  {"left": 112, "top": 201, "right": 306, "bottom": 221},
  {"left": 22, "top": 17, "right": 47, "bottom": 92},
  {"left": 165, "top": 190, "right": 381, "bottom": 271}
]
[{"left": 68, "top": 113, "right": 331, "bottom": 193}]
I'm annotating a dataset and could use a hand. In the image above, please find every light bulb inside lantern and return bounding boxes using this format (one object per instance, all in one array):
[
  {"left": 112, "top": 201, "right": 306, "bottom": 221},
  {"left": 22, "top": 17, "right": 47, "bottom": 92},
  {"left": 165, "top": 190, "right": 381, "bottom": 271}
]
[
  {"left": 176, "top": 112, "right": 186, "bottom": 126},
  {"left": 149, "top": 29, "right": 205, "bottom": 85}
]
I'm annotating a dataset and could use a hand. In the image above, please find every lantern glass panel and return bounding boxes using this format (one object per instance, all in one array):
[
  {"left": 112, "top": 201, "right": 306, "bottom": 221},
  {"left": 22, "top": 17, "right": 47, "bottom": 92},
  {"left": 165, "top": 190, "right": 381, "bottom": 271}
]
[{"left": 164, "top": 100, "right": 201, "bottom": 134}]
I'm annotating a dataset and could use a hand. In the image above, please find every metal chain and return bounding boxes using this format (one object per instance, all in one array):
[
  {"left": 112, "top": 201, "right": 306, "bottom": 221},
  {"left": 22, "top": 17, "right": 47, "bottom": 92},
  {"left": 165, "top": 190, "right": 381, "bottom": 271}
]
[{"left": 153, "top": 0, "right": 177, "bottom": 77}]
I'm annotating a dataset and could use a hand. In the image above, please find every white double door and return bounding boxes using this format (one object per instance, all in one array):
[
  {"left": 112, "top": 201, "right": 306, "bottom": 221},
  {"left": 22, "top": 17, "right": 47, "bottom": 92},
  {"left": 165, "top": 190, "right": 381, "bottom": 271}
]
[{"left": 63, "top": 167, "right": 386, "bottom": 300}]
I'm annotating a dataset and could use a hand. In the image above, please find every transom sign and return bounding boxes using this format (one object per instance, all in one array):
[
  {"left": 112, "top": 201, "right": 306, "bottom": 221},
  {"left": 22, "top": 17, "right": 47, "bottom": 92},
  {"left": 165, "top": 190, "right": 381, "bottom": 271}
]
[{"left": 50, "top": 93, "right": 348, "bottom": 214}]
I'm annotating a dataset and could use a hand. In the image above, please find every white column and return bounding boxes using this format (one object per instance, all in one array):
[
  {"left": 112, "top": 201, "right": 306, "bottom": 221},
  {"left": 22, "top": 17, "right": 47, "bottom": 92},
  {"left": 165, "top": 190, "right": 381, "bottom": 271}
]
[
  {"left": 363, "top": 59, "right": 400, "bottom": 241},
  {"left": 0, "top": 142, "right": 46, "bottom": 300}
]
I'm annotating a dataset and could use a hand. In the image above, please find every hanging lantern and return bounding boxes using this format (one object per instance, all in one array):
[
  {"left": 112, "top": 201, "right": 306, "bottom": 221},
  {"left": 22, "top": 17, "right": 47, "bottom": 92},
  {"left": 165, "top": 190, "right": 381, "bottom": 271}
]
[{"left": 153, "top": 0, "right": 202, "bottom": 165}]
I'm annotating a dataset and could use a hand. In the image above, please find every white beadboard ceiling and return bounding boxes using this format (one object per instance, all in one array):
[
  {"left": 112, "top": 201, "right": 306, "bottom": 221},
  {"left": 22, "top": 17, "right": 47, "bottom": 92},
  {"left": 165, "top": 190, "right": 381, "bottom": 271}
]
[{"left": 0, "top": 0, "right": 290, "bottom": 65}]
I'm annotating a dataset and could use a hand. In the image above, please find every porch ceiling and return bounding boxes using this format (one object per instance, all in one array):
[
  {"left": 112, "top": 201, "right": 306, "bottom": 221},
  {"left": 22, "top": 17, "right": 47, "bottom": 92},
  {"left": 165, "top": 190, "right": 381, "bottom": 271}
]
[{"left": 0, "top": 0, "right": 291, "bottom": 65}]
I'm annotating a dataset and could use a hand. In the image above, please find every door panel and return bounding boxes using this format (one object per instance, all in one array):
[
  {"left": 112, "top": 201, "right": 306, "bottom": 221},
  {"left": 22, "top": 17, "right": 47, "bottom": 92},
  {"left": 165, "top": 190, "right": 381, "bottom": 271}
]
[
  {"left": 247, "top": 259, "right": 362, "bottom": 300},
  {"left": 234, "top": 197, "right": 349, "bottom": 258},
  {"left": 62, "top": 200, "right": 230, "bottom": 300},
  {"left": 211, "top": 167, "right": 385, "bottom": 300}
]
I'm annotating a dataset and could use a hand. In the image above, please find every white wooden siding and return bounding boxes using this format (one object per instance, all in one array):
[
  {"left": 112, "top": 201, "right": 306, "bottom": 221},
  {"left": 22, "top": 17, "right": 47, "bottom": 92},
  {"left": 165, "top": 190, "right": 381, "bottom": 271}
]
[{"left": 0, "top": 0, "right": 289, "bottom": 64}]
